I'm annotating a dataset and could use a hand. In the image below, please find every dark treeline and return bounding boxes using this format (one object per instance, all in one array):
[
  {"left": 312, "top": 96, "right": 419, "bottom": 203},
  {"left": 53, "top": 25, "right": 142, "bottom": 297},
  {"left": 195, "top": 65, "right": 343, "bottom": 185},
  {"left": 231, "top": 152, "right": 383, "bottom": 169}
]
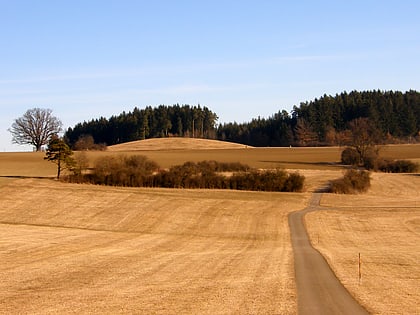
[
  {"left": 65, "top": 104, "right": 218, "bottom": 147},
  {"left": 218, "top": 90, "right": 420, "bottom": 146},
  {"left": 65, "top": 90, "right": 419, "bottom": 148}
]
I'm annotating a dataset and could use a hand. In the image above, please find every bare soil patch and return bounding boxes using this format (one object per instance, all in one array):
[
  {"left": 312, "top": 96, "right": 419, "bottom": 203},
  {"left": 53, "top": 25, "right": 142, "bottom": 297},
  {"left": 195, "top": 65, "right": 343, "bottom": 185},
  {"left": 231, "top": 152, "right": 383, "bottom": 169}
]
[
  {"left": 0, "top": 178, "right": 307, "bottom": 314},
  {"left": 305, "top": 173, "right": 420, "bottom": 314}
]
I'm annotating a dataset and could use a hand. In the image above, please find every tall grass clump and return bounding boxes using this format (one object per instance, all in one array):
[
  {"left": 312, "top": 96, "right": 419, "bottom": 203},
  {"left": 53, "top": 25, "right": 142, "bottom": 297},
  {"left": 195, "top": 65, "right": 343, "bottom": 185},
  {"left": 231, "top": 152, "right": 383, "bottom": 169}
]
[{"left": 329, "top": 169, "right": 371, "bottom": 194}]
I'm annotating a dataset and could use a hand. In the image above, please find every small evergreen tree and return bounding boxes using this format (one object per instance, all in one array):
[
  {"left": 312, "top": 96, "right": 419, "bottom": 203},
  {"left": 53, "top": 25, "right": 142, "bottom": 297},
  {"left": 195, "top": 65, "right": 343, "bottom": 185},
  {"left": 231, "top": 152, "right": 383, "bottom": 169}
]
[{"left": 44, "top": 137, "right": 75, "bottom": 179}]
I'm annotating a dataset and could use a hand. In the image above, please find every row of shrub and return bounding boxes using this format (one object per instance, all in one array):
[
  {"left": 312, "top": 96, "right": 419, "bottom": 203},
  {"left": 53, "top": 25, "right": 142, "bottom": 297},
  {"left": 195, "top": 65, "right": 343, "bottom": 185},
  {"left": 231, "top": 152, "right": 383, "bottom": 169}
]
[
  {"left": 378, "top": 159, "right": 419, "bottom": 173},
  {"left": 341, "top": 147, "right": 419, "bottom": 172},
  {"left": 329, "top": 169, "right": 371, "bottom": 194},
  {"left": 69, "top": 155, "right": 305, "bottom": 192},
  {"left": 230, "top": 170, "right": 304, "bottom": 192}
]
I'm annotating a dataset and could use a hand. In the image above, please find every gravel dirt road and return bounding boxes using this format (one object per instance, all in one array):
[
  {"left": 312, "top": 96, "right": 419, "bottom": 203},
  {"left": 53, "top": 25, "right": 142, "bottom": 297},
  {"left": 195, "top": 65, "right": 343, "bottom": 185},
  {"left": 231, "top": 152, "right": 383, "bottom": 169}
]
[{"left": 289, "top": 193, "right": 368, "bottom": 315}]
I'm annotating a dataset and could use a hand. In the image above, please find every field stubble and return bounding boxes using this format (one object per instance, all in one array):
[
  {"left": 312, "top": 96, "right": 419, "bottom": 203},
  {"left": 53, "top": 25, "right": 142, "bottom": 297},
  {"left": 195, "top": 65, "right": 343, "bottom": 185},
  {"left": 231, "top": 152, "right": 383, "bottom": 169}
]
[
  {"left": 306, "top": 172, "right": 420, "bottom": 314},
  {"left": 0, "top": 143, "right": 419, "bottom": 314},
  {"left": 0, "top": 178, "right": 308, "bottom": 314}
]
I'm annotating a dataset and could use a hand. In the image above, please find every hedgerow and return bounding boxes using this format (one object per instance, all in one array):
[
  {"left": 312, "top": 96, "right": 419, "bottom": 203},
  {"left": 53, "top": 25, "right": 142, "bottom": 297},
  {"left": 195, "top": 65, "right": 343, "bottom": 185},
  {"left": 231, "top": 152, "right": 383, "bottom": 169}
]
[
  {"left": 70, "top": 156, "right": 304, "bottom": 192},
  {"left": 378, "top": 159, "right": 419, "bottom": 173},
  {"left": 341, "top": 146, "right": 418, "bottom": 173}
]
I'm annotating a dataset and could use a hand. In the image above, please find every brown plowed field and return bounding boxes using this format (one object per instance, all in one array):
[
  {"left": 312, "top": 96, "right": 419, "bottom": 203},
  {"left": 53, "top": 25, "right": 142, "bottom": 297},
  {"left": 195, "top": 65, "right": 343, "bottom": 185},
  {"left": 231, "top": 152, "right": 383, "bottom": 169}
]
[{"left": 0, "top": 178, "right": 307, "bottom": 314}]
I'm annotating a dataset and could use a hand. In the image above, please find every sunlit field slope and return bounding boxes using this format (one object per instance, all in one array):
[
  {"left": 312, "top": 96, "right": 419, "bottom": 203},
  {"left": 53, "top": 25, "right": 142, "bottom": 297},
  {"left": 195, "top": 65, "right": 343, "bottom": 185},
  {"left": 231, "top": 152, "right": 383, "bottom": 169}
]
[
  {"left": 0, "top": 178, "right": 306, "bottom": 314},
  {"left": 107, "top": 137, "right": 250, "bottom": 151},
  {"left": 81, "top": 141, "right": 420, "bottom": 170},
  {"left": 2, "top": 140, "right": 419, "bottom": 174},
  {"left": 305, "top": 172, "right": 420, "bottom": 314},
  {"left": 0, "top": 140, "right": 419, "bottom": 314}
]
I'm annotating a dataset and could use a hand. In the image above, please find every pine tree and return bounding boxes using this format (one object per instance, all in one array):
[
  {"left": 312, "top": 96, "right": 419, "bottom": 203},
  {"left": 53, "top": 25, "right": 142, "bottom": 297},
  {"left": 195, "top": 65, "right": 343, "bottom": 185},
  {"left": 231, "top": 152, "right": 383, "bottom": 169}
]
[{"left": 44, "top": 137, "right": 75, "bottom": 179}]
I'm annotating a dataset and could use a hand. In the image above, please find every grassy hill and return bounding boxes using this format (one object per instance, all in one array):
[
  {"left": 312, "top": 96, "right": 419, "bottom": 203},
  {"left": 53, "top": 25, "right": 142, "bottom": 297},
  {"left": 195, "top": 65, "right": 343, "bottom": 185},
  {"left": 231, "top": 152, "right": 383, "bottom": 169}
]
[{"left": 107, "top": 137, "right": 251, "bottom": 151}]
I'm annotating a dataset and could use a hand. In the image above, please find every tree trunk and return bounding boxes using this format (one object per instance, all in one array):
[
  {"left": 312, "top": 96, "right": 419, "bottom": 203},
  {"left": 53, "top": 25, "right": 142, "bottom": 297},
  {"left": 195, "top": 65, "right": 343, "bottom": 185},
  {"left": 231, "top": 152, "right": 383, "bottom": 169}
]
[{"left": 57, "top": 159, "right": 61, "bottom": 179}]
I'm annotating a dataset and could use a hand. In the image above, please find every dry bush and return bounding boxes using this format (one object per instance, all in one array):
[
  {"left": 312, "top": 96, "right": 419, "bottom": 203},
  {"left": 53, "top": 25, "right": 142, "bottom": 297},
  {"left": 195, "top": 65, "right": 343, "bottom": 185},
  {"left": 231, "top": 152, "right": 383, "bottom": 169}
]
[
  {"left": 84, "top": 158, "right": 304, "bottom": 192},
  {"left": 68, "top": 151, "right": 90, "bottom": 182},
  {"left": 153, "top": 161, "right": 248, "bottom": 189},
  {"left": 362, "top": 148, "right": 381, "bottom": 171},
  {"left": 88, "top": 155, "right": 159, "bottom": 186},
  {"left": 379, "top": 159, "right": 419, "bottom": 173},
  {"left": 329, "top": 169, "right": 371, "bottom": 194},
  {"left": 230, "top": 169, "right": 304, "bottom": 192},
  {"left": 341, "top": 146, "right": 418, "bottom": 173},
  {"left": 197, "top": 160, "right": 250, "bottom": 172},
  {"left": 73, "top": 135, "right": 107, "bottom": 151},
  {"left": 341, "top": 147, "right": 360, "bottom": 166}
]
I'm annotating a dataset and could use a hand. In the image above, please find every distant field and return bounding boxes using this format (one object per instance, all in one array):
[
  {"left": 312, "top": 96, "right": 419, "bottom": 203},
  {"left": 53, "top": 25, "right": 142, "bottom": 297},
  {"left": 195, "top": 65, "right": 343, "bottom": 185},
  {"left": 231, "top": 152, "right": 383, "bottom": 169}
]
[
  {"left": 2, "top": 141, "right": 419, "bottom": 177},
  {"left": 0, "top": 152, "right": 56, "bottom": 177},
  {"left": 1, "top": 141, "right": 419, "bottom": 177},
  {"left": 107, "top": 137, "right": 250, "bottom": 151},
  {"left": 0, "top": 140, "right": 419, "bottom": 314}
]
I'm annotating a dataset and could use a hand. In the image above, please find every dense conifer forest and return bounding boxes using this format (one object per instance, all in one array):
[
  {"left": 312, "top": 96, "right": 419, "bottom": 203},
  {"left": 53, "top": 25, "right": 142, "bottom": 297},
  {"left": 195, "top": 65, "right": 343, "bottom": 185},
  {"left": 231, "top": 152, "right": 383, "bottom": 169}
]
[
  {"left": 65, "top": 104, "right": 218, "bottom": 146},
  {"left": 65, "top": 90, "right": 419, "bottom": 147}
]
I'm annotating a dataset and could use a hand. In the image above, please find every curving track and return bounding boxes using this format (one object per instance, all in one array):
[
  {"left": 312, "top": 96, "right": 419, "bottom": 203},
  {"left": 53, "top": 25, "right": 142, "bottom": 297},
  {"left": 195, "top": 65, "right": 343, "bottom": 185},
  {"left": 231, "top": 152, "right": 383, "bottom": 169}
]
[{"left": 289, "top": 193, "right": 368, "bottom": 315}]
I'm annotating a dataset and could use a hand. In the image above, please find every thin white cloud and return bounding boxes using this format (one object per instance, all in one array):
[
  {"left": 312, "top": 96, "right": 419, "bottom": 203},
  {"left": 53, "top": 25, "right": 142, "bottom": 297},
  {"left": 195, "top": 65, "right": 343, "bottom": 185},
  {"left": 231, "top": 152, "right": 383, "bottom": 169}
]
[{"left": 0, "top": 53, "right": 367, "bottom": 85}]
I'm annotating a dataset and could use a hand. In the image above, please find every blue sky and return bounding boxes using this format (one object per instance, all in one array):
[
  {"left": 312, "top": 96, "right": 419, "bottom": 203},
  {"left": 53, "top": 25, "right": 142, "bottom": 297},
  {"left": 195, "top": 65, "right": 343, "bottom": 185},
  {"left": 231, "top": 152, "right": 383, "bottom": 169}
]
[{"left": 1, "top": 0, "right": 419, "bottom": 151}]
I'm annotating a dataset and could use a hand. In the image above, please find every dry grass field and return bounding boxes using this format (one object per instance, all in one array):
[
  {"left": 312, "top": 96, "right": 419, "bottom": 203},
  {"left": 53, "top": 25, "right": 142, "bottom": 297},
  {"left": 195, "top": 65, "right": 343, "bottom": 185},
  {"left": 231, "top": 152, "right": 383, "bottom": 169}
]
[
  {"left": 0, "top": 178, "right": 306, "bottom": 314},
  {"left": 107, "top": 137, "right": 250, "bottom": 151},
  {"left": 305, "top": 172, "right": 420, "bottom": 314},
  {"left": 0, "top": 140, "right": 419, "bottom": 314},
  {"left": 107, "top": 139, "right": 344, "bottom": 170}
]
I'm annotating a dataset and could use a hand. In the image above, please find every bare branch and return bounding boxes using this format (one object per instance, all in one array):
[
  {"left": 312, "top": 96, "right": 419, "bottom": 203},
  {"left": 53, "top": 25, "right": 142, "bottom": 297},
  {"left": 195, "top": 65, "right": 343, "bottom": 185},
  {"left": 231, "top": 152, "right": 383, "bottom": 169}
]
[{"left": 9, "top": 108, "right": 62, "bottom": 151}]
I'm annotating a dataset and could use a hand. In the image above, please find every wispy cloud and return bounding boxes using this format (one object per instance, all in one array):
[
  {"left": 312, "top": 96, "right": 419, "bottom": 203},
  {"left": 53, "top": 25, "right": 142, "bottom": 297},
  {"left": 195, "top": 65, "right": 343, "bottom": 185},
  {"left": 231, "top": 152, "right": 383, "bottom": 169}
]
[{"left": 0, "top": 53, "right": 367, "bottom": 85}]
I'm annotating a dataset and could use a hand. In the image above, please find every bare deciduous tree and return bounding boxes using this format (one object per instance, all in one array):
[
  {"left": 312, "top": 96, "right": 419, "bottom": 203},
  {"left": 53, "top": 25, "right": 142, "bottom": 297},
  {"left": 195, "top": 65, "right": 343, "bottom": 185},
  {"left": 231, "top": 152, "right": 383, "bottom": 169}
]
[
  {"left": 348, "top": 117, "right": 381, "bottom": 164},
  {"left": 9, "top": 108, "right": 62, "bottom": 151}
]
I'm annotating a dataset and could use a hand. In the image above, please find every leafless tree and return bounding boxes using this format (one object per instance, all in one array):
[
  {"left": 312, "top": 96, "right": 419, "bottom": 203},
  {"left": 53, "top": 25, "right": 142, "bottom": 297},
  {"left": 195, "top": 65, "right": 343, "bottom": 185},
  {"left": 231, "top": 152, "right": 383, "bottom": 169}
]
[
  {"left": 348, "top": 117, "right": 381, "bottom": 163},
  {"left": 9, "top": 108, "right": 62, "bottom": 151}
]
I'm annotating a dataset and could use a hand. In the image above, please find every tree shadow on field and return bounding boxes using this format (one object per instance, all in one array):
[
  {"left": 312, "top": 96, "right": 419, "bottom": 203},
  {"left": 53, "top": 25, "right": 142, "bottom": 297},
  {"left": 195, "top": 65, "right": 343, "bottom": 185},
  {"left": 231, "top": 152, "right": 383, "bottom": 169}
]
[
  {"left": 314, "top": 184, "right": 332, "bottom": 193},
  {"left": 0, "top": 175, "right": 55, "bottom": 180},
  {"left": 402, "top": 173, "right": 420, "bottom": 177},
  {"left": 260, "top": 161, "right": 343, "bottom": 168}
]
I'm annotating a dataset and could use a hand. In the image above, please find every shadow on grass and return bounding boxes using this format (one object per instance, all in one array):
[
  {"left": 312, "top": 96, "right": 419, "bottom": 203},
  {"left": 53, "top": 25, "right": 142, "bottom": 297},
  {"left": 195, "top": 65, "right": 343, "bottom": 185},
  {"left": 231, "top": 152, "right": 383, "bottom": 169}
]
[
  {"left": 402, "top": 173, "right": 420, "bottom": 177},
  {"left": 0, "top": 175, "right": 55, "bottom": 180},
  {"left": 260, "top": 161, "right": 343, "bottom": 167}
]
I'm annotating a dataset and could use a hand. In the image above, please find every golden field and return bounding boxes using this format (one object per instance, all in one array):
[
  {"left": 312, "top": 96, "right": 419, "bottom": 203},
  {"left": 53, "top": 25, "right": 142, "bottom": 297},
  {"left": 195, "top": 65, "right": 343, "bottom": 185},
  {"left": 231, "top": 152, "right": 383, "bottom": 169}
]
[
  {"left": 0, "top": 178, "right": 307, "bottom": 314},
  {"left": 0, "top": 139, "right": 419, "bottom": 314},
  {"left": 305, "top": 172, "right": 420, "bottom": 315}
]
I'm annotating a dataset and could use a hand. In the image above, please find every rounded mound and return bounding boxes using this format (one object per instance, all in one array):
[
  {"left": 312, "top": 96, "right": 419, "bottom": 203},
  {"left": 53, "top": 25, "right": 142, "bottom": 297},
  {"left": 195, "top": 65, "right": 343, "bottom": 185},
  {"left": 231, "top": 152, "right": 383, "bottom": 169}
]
[{"left": 107, "top": 138, "right": 251, "bottom": 151}]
